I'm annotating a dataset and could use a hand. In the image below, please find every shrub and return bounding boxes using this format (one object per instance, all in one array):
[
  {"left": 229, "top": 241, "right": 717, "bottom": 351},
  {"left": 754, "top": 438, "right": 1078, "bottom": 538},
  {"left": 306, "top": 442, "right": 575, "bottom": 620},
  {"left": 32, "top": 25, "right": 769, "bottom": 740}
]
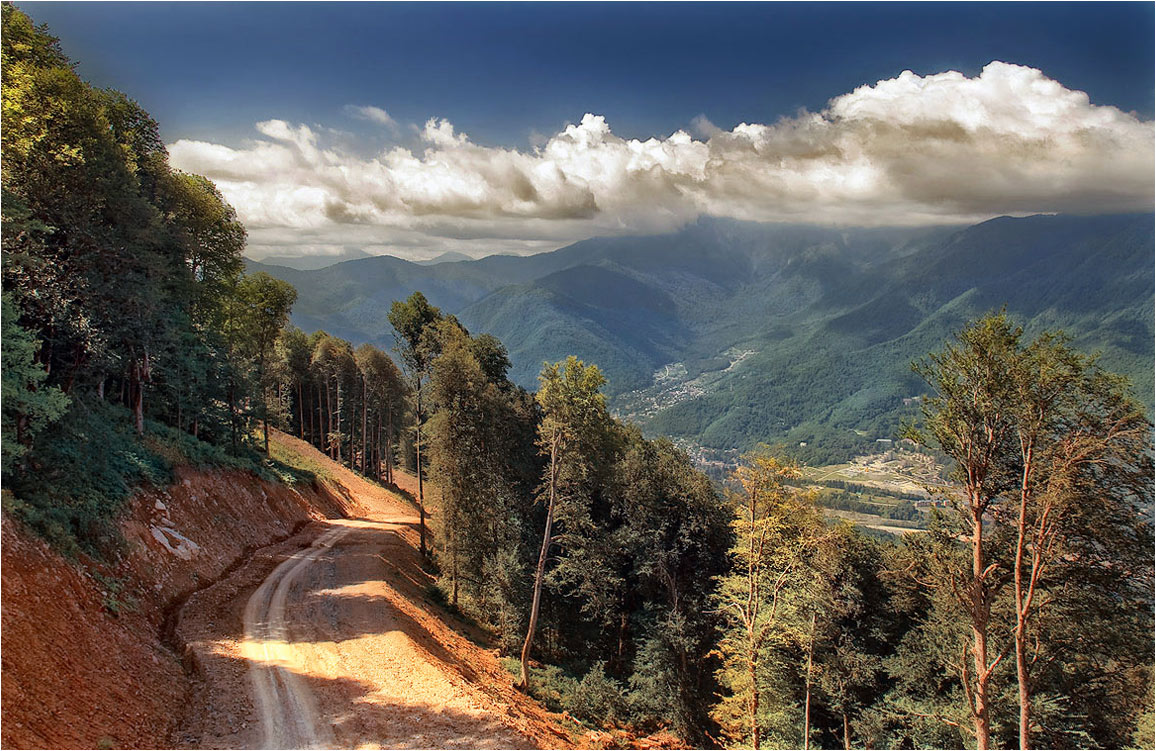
[
  {"left": 568, "top": 661, "right": 629, "bottom": 727},
  {"left": 6, "top": 399, "right": 171, "bottom": 555},
  {"left": 3, "top": 397, "right": 311, "bottom": 556}
]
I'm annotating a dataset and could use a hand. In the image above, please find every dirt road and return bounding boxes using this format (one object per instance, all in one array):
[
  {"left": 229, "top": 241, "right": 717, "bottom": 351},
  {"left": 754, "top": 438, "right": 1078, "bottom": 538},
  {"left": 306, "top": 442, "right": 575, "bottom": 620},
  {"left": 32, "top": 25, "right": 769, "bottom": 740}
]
[
  {"left": 174, "top": 433, "right": 571, "bottom": 750},
  {"left": 242, "top": 524, "right": 348, "bottom": 748}
]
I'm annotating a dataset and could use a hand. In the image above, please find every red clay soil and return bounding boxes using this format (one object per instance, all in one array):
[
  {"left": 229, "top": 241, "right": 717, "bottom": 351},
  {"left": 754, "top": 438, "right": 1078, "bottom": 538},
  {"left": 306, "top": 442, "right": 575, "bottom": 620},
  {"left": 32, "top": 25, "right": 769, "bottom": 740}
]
[
  {"left": 1, "top": 448, "right": 357, "bottom": 748},
  {"left": 172, "top": 432, "right": 575, "bottom": 749}
]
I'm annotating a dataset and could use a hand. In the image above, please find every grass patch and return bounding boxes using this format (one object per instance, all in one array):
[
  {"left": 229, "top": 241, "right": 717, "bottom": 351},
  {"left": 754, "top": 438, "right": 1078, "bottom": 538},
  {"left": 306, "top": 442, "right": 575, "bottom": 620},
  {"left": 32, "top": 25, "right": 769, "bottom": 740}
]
[
  {"left": 266, "top": 435, "right": 338, "bottom": 486},
  {"left": 92, "top": 571, "right": 137, "bottom": 617},
  {"left": 5, "top": 400, "right": 172, "bottom": 556}
]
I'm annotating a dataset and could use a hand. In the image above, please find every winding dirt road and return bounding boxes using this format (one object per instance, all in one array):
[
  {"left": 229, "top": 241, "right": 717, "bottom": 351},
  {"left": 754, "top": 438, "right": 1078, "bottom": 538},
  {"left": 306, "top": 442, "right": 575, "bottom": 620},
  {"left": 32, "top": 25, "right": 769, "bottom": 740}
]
[
  {"left": 242, "top": 525, "right": 348, "bottom": 748},
  {"left": 174, "top": 432, "right": 572, "bottom": 750}
]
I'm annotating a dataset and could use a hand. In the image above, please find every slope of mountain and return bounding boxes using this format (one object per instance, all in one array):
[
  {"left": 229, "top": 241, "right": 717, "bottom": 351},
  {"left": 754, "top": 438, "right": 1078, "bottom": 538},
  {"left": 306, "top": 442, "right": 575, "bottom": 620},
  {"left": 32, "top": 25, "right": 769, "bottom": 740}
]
[
  {"left": 251, "top": 247, "right": 371, "bottom": 270},
  {"left": 250, "top": 214, "right": 1154, "bottom": 460},
  {"left": 245, "top": 255, "right": 508, "bottom": 347},
  {"left": 417, "top": 250, "right": 474, "bottom": 265},
  {"left": 643, "top": 213, "right": 1154, "bottom": 458}
]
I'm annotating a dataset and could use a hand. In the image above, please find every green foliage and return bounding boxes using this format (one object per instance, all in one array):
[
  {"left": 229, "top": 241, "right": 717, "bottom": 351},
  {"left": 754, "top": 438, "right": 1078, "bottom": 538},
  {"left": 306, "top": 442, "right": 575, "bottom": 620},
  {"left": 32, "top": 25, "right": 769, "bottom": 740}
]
[
  {"left": 535, "top": 355, "right": 617, "bottom": 554},
  {"left": 0, "top": 5, "right": 327, "bottom": 552},
  {"left": 427, "top": 317, "right": 540, "bottom": 633},
  {"left": 388, "top": 290, "right": 442, "bottom": 376},
  {"left": 4, "top": 400, "right": 170, "bottom": 555},
  {"left": 711, "top": 452, "right": 829, "bottom": 748},
  {"left": 425, "top": 345, "right": 729, "bottom": 743},
  {"left": 500, "top": 657, "right": 629, "bottom": 729},
  {"left": 815, "top": 488, "right": 921, "bottom": 523},
  {"left": 92, "top": 572, "right": 137, "bottom": 617},
  {"left": 2, "top": 292, "right": 69, "bottom": 473},
  {"left": 894, "top": 312, "right": 1155, "bottom": 749},
  {"left": 570, "top": 662, "right": 630, "bottom": 727},
  {"left": 1, "top": 397, "right": 299, "bottom": 555}
]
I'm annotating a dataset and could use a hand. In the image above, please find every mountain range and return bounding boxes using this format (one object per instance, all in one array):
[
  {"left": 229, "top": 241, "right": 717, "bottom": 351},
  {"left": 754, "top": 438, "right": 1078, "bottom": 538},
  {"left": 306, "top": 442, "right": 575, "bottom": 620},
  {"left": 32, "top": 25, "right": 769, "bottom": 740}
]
[{"left": 246, "top": 213, "right": 1154, "bottom": 462}]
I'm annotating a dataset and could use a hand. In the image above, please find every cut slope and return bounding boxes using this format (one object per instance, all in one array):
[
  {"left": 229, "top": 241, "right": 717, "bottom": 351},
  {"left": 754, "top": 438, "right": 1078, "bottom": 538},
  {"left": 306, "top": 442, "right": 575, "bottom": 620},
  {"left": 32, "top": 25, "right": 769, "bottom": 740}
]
[{"left": 1, "top": 463, "right": 357, "bottom": 748}]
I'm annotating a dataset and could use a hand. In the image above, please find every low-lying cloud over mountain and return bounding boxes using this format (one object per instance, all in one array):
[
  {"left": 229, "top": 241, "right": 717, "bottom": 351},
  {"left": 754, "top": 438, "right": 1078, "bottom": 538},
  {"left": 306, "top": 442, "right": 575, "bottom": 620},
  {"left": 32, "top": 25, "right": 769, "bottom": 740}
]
[{"left": 169, "top": 62, "right": 1154, "bottom": 259}]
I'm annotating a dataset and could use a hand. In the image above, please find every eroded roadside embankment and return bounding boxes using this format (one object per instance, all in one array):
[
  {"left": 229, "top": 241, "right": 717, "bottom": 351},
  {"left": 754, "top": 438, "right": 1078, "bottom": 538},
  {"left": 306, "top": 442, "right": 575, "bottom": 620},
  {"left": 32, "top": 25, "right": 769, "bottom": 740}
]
[{"left": 1, "top": 465, "right": 359, "bottom": 749}]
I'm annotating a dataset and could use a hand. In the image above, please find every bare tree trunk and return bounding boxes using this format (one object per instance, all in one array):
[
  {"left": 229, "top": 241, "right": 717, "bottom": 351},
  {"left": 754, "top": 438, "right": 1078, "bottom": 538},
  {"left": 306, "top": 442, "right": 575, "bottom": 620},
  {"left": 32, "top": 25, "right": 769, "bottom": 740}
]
[
  {"left": 228, "top": 380, "right": 238, "bottom": 455},
  {"left": 519, "top": 430, "right": 559, "bottom": 690},
  {"left": 749, "top": 647, "right": 761, "bottom": 750},
  {"left": 133, "top": 367, "right": 144, "bottom": 434},
  {"left": 131, "top": 351, "right": 150, "bottom": 435},
  {"left": 386, "top": 406, "right": 394, "bottom": 484},
  {"left": 616, "top": 609, "right": 629, "bottom": 670},
  {"left": 1014, "top": 443, "right": 1036, "bottom": 750},
  {"left": 804, "top": 610, "right": 817, "bottom": 751},
  {"left": 257, "top": 352, "right": 270, "bottom": 456},
  {"left": 972, "top": 507, "right": 991, "bottom": 750},
  {"left": 1015, "top": 629, "right": 1031, "bottom": 749},
  {"left": 325, "top": 378, "right": 333, "bottom": 458},
  {"left": 416, "top": 383, "right": 426, "bottom": 556},
  {"left": 361, "top": 375, "right": 368, "bottom": 475},
  {"left": 298, "top": 381, "right": 305, "bottom": 439},
  {"left": 336, "top": 380, "right": 343, "bottom": 463},
  {"left": 347, "top": 384, "right": 354, "bottom": 468},
  {"left": 843, "top": 713, "right": 851, "bottom": 750}
]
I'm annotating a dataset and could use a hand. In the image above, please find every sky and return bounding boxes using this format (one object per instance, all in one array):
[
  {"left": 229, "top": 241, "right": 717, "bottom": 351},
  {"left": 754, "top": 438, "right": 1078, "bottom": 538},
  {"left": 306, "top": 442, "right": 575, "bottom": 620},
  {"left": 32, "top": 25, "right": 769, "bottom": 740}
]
[{"left": 19, "top": 2, "right": 1156, "bottom": 260}]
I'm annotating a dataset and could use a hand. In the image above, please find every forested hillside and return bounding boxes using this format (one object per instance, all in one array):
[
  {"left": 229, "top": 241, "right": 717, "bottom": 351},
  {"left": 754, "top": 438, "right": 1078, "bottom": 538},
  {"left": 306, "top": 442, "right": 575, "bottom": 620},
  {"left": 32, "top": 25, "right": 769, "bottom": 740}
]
[
  {"left": 0, "top": 6, "right": 405, "bottom": 555},
  {"left": 2, "top": 4, "right": 264, "bottom": 548},
  {"left": 390, "top": 294, "right": 1156, "bottom": 750},
  {"left": 250, "top": 213, "right": 1154, "bottom": 462}
]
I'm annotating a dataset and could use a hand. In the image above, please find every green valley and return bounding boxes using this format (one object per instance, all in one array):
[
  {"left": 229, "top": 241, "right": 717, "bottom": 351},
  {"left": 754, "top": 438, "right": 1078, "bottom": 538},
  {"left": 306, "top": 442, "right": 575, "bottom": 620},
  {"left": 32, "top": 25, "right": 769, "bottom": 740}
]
[{"left": 250, "top": 213, "right": 1154, "bottom": 464}]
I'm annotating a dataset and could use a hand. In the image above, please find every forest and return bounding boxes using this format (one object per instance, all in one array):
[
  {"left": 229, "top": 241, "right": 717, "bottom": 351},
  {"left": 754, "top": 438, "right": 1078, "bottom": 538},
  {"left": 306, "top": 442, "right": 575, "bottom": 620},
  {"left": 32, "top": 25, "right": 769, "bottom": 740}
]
[{"left": 2, "top": 5, "right": 1153, "bottom": 749}]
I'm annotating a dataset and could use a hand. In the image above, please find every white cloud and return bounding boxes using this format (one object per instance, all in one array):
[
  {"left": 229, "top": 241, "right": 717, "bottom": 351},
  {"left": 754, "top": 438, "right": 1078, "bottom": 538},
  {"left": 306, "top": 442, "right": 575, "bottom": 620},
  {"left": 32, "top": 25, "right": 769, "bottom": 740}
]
[
  {"left": 168, "top": 62, "right": 1154, "bottom": 258},
  {"left": 345, "top": 104, "right": 399, "bottom": 131}
]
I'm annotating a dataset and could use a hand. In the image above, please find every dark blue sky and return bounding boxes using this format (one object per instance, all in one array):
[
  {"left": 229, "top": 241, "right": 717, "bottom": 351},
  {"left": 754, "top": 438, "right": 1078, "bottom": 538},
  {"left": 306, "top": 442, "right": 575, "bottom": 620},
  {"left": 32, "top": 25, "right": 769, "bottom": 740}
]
[{"left": 18, "top": 2, "right": 1155, "bottom": 148}]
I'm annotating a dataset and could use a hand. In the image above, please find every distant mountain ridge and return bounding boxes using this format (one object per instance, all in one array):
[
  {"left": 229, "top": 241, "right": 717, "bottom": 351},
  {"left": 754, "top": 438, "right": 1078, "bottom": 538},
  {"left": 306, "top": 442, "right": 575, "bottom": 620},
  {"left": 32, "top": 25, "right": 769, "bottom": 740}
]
[
  {"left": 246, "top": 214, "right": 1154, "bottom": 460},
  {"left": 252, "top": 247, "right": 372, "bottom": 270},
  {"left": 250, "top": 248, "right": 485, "bottom": 272},
  {"left": 417, "top": 250, "right": 474, "bottom": 265}
]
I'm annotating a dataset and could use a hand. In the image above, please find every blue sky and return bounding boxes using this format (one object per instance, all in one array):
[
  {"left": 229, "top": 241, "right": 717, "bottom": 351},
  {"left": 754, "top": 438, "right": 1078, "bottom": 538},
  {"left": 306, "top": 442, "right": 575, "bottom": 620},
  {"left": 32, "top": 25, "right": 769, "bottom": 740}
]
[
  {"left": 22, "top": 2, "right": 1154, "bottom": 146},
  {"left": 18, "top": 2, "right": 1155, "bottom": 259}
]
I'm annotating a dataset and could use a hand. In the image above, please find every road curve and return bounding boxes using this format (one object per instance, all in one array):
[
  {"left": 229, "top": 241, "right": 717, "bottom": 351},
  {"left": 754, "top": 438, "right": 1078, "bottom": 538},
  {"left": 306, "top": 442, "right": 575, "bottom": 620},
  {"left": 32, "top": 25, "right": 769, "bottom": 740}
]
[
  {"left": 242, "top": 526, "right": 348, "bottom": 749},
  {"left": 175, "top": 431, "right": 569, "bottom": 750}
]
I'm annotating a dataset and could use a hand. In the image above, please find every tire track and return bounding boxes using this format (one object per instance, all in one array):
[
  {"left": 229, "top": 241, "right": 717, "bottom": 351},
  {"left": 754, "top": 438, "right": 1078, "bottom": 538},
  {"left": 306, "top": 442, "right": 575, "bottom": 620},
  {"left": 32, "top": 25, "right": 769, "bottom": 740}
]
[{"left": 242, "top": 525, "right": 348, "bottom": 749}]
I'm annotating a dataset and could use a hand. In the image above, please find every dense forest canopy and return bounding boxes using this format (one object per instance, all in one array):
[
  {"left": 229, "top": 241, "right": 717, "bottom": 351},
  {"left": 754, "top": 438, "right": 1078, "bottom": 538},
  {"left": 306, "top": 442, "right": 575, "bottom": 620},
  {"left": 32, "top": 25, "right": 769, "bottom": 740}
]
[{"left": 2, "top": 6, "right": 1152, "bottom": 750}]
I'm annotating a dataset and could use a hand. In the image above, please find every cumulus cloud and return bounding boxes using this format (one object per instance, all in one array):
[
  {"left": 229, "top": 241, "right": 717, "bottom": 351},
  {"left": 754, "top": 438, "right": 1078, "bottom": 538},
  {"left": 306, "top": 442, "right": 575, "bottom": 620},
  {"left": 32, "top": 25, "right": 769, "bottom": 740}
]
[{"left": 168, "top": 62, "right": 1154, "bottom": 258}]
